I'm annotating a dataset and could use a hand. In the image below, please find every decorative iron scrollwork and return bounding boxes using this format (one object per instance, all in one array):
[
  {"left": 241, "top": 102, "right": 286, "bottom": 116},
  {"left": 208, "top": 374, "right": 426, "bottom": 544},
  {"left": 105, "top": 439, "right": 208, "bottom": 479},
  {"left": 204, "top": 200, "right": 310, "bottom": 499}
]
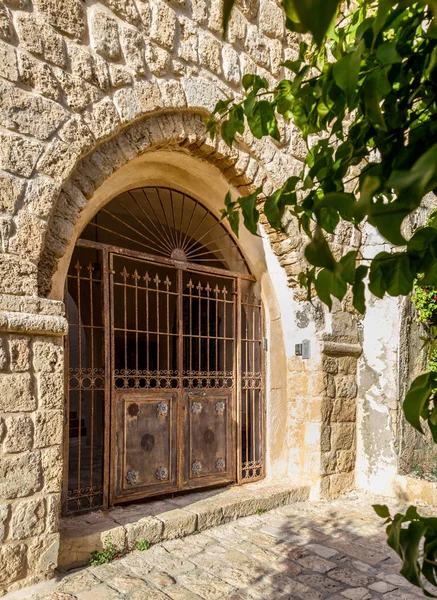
[
  {"left": 126, "top": 470, "right": 139, "bottom": 485},
  {"left": 191, "top": 401, "right": 202, "bottom": 414},
  {"left": 157, "top": 401, "right": 169, "bottom": 417},
  {"left": 216, "top": 458, "right": 226, "bottom": 472},
  {"left": 192, "top": 460, "right": 202, "bottom": 475},
  {"left": 215, "top": 401, "right": 226, "bottom": 414},
  {"left": 188, "top": 391, "right": 206, "bottom": 396},
  {"left": 155, "top": 466, "right": 168, "bottom": 481}
]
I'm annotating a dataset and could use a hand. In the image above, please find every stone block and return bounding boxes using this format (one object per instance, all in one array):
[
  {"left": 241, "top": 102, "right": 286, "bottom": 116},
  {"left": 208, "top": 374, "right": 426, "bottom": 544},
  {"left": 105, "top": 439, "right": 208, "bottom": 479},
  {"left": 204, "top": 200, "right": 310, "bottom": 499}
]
[
  {"left": 38, "top": 139, "right": 79, "bottom": 180},
  {"left": 46, "top": 493, "right": 60, "bottom": 534},
  {"left": 0, "top": 5, "right": 12, "bottom": 42},
  {"left": 159, "top": 80, "right": 186, "bottom": 108},
  {"left": 9, "top": 336, "right": 30, "bottom": 372},
  {"left": 90, "top": 9, "right": 120, "bottom": 60},
  {"left": 331, "top": 422, "right": 356, "bottom": 451},
  {"left": 336, "top": 376, "right": 358, "bottom": 398},
  {"left": 124, "top": 516, "right": 164, "bottom": 551},
  {"left": 134, "top": 80, "right": 162, "bottom": 113},
  {"left": 109, "top": 64, "right": 132, "bottom": 88},
  {"left": 11, "top": 498, "right": 45, "bottom": 539},
  {"left": 58, "top": 116, "right": 95, "bottom": 153},
  {"left": 0, "top": 373, "right": 35, "bottom": 412},
  {"left": 100, "top": 0, "right": 140, "bottom": 24},
  {"left": 150, "top": 1, "right": 177, "bottom": 51},
  {"left": 33, "top": 0, "right": 86, "bottom": 39},
  {"left": 28, "top": 532, "right": 59, "bottom": 575},
  {"left": 0, "top": 543, "right": 26, "bottom": 586},
  {"left": 338, "top": 356, "right": 358, "bottom": 375},
  {"left": 55, "top": 70, "right": 101, "bottom": 112},
  {"left": 0, "top": 131, "right": 41, "bottom": 177},
  {"left": 24, "top": 177, "right": 59, "bottom": 222},
  {"left": 259, "top": 0, "right": 284, "bottom": 38},
  {"left": 322, "top": 356, "right": 338, "bottom": 375},
  {"left": 83, "top": 98, "right": 121, "bottom": 141},
  {"left": 191, "top": 0, "right": 207, "bottom": 23},
  {"left": 0, "top": 171, "right": 24, "bottom": 214},
  {"left": 114, "top": 88, "right": 142, "bottom": 123},
  {"left": 198, "top": 31, "right": 222, "bottom": 75},
  {"left": 144, "top": 42, "right": 171, "bottom": 76},
  {"left": 158, "top": 509, "right": 197, "bottom": 540},
  {"left": 12, "top": 211, "right": 46, "bottom": 261},
  {"left": 120, "top": 26, "right": 145, "bottom": 74},
  {"left": 331, "top": 397, "right": 356, "bottom": 422},
  {"left": 0, "top": 40, "right": 17, "bottom": 82},
  {"left": 17, "top": 52, "right": 59, "bottom": 102},
  {"left": 223, "top": 44, "right": 240, "bottom": 85},
  {"left": 0, "top": 451, "right": 41, "bottom": 498},
  {"left": 0, "top": 504, "right": 9, "bottom": 541},
  {"left": 41, "top": 446, "right": 63, "bottom": 493},
  {"left": 35, "top": 411, "right": 63, "bottom": 448},
  {"left": 246, "top": 25, "right": 270, "bottom": 69},
  {"left": 329, "top": 471, "right": 355, "bottom": 498},
  {"left": 16, "top": 13, "right": 66, "bottom": 67},
  {"left": 178, "top": 16, "right": 198, "bottom": 63},
  {"left": 4, "top": 415, "right": 33, "bottom": 453},
  {"left": 336, "top": 450, "right": 356, "bottom": 472},
  {"left": 0, "top": 79, "right": 67, "bottom": 140}
]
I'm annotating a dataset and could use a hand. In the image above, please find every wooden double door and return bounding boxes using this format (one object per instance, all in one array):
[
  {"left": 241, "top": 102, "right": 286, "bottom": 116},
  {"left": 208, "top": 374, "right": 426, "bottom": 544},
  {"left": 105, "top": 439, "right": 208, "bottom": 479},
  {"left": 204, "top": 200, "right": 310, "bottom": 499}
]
[{"left": 109, "top": 251, "right": 236, "bottom": 504}]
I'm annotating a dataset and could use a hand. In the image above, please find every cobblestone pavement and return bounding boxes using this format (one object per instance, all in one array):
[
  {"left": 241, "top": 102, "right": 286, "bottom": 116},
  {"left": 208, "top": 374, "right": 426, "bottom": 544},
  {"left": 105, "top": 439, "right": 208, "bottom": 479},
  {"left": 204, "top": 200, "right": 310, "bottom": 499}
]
[{"left": 32, "top": 494, "right": 427, "bottom": 600}]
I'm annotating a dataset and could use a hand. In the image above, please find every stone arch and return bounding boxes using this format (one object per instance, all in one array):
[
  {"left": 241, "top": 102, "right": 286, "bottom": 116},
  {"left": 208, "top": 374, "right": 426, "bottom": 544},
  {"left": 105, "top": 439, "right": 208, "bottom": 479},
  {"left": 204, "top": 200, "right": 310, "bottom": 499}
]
[
  {"left": 40, "top": 110, "right": 292, "bottom": 299},
  {"left": 43, "top": 109, "right": 298, "bottom": 484}
]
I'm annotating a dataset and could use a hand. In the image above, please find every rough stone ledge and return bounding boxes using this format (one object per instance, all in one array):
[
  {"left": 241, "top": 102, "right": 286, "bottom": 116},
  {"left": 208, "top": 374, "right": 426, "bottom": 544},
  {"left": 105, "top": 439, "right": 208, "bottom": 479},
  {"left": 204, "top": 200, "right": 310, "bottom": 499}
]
[
  {"left": 0, "top": 310, "right": 68, "bottom": 336},
  {"left": 58, "top": 480, "right": 310, "bottom": 570},
  {"left": 0, "top": 294, "right": 65, "bottom": 317},
  {"left": 322, "top": 341, "right": 363, "bottom": 357}
]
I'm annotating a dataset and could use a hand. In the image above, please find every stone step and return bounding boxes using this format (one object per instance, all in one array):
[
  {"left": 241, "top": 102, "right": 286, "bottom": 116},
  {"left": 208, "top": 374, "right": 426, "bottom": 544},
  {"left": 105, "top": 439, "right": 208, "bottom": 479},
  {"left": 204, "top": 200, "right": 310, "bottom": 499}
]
[{"left": 58, "top": 480, "right": 310, "bottom": 571}]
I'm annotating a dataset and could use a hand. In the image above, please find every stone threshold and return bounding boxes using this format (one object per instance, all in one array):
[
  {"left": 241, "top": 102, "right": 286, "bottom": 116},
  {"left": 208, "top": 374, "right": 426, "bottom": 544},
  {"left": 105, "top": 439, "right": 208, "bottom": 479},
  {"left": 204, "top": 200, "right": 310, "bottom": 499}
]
[{"left": 59, "top": 479, "right": 310, "bottom": 571}]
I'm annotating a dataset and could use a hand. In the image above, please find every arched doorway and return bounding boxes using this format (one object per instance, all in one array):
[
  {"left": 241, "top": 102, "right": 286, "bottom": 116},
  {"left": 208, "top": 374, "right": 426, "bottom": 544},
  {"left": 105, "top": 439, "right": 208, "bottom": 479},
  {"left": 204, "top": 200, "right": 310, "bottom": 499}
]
[{"left": 63, "top": 187, "right": 265, "bottom": 515}]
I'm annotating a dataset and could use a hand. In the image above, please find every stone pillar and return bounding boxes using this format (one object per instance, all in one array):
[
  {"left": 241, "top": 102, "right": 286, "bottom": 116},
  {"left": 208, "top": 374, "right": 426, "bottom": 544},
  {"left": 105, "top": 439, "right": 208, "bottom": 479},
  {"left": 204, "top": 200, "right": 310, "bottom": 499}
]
[
  {"left": 320, "top": 333, "right": 362, "bottom": 499},
  {"left": 0, "top": 295, "right": 67, "bottom": 595}
]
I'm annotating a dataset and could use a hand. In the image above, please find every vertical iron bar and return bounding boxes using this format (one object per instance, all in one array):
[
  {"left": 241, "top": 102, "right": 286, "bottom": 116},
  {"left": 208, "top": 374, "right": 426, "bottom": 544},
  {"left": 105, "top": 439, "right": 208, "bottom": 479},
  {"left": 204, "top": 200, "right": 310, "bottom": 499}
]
[
  {"left": 103, "top": 249, "right": 111, "bottom": 510},
  {"left": 76, "top": 262, "right": 82, "bottom": 502},
  {"left": 62, "top": 280, "right": 71, "bottom": 515},
  {"left": 236, "top": 277, "right": 242, "bottom": 483},
  {"left": 89, "top": 263, "right": 95, "bottom": 503}
]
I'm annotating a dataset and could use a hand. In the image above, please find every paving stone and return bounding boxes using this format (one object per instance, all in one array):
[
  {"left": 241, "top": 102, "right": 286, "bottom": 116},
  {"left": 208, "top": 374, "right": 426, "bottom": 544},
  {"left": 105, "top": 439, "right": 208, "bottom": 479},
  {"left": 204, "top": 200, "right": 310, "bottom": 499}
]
[
  {"left": 369, "top": 580, "right": 397, "bottom": 592},
  {"left": 28, "top": 494, "right": 428, "bottom": 600},
  {"left": 341, "top": 588, "right": 372, "bottom": 600}
]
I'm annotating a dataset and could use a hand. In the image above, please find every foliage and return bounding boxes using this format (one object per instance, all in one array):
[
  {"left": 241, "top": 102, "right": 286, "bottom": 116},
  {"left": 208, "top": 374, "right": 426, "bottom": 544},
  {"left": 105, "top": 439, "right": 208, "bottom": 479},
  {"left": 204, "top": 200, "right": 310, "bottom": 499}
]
[
  {"left": 136, "top": 540, "right": 150, "bottom": 551},
  {"left": 214, "top": 0, "right": 437, "bottom": 594},
  {"left": 89, "top": 543, "right": 120, "bottom": 566},
  {"left": 256, "top": 508, "right": 267, "bottom": 515},
  {"left": 412, "top": 284, "right": 437, "bottom": 325}
]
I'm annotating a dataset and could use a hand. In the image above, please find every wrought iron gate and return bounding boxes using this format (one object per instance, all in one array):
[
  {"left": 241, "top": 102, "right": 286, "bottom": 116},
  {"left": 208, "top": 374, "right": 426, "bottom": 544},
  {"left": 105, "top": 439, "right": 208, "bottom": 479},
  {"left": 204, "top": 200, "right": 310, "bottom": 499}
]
[{"left": 63, "top": 187, "right": 264, "bottom": 515}]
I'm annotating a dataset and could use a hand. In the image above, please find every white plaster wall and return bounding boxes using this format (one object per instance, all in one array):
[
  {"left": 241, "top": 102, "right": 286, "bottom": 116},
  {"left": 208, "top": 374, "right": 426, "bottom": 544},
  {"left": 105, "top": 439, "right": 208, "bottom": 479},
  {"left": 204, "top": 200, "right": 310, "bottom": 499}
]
[{"left": 356, "top": 224, "right": 400, "bottom": 495}]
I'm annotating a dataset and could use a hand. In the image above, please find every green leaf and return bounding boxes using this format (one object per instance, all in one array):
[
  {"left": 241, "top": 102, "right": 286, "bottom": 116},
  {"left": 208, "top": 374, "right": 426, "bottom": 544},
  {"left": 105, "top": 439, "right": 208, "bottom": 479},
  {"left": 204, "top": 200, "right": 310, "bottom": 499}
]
[
  {"left": 315, "top": 268, "right": 333, "bottom": 309},
  {"left": 333, "top": 41, "right": 363, "bottom": 106},
  {"left": 282, "top": 0, "right": 341, "bottom": 45},
  {"left": 247, "top": 101, "right": 280, "bottom": 140},
  {"left": 339, "top": 251, "right": 357, "bottom": 285},
  {"left": 376, "top": 41, "right": 402, "bottom": 65},
  {"left": 353, "top": 265, "right": 368, "bottom": 314},
  {"left": 400, "top": 520, "right": 428, "bottom": 589},
  {"left": 403, "top": 373, "right": 435, "bottom": 434},
  {"left": 305, "top": 227, "right": 337, "bottom": 271},
  {"left": 242, "top": 74, "right": 268, "bottom": 94},
  {"left": 221, "top": 105, "right": 244, "bottom": 147},
  {"left": 373, "top": 504, "right": 391, "bottom": 519},
  {"left": 364, "top": 70, "right": 391, "bottom": 131},
  {"left": 222, "top": 0, "right": 236, "bottom": 36},
  {"left": 238, "top": 188, "right": 261, "bottom": 236}
]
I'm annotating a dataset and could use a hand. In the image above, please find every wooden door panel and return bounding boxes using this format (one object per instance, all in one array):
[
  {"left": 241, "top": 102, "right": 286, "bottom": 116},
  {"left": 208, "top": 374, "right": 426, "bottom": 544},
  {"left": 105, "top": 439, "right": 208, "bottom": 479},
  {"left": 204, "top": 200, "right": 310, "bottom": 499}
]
[
  {"left": 111, "top": 392, "right": 177, "bottom": 503},
  {"left": 183, "top": 390, "right": 235, "bottom": 488}
]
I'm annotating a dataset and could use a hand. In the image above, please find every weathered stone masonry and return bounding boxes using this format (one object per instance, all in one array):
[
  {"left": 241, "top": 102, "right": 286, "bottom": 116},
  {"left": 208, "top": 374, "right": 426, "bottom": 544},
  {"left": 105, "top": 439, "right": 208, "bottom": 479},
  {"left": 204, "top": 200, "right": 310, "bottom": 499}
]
[{"left": 0, "top": 0, "right": 365, "bottom": 593}]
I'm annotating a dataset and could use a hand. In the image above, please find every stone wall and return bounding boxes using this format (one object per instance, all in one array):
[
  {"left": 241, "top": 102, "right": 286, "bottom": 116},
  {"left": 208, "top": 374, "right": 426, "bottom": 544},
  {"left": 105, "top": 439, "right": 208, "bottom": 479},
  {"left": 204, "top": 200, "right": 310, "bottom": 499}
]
[
  {"left": 0, "top": 0, "right": 367, "bottom": 592},
  {"left": 0, "top": 297, "right": 67, "bottom": 594}
]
